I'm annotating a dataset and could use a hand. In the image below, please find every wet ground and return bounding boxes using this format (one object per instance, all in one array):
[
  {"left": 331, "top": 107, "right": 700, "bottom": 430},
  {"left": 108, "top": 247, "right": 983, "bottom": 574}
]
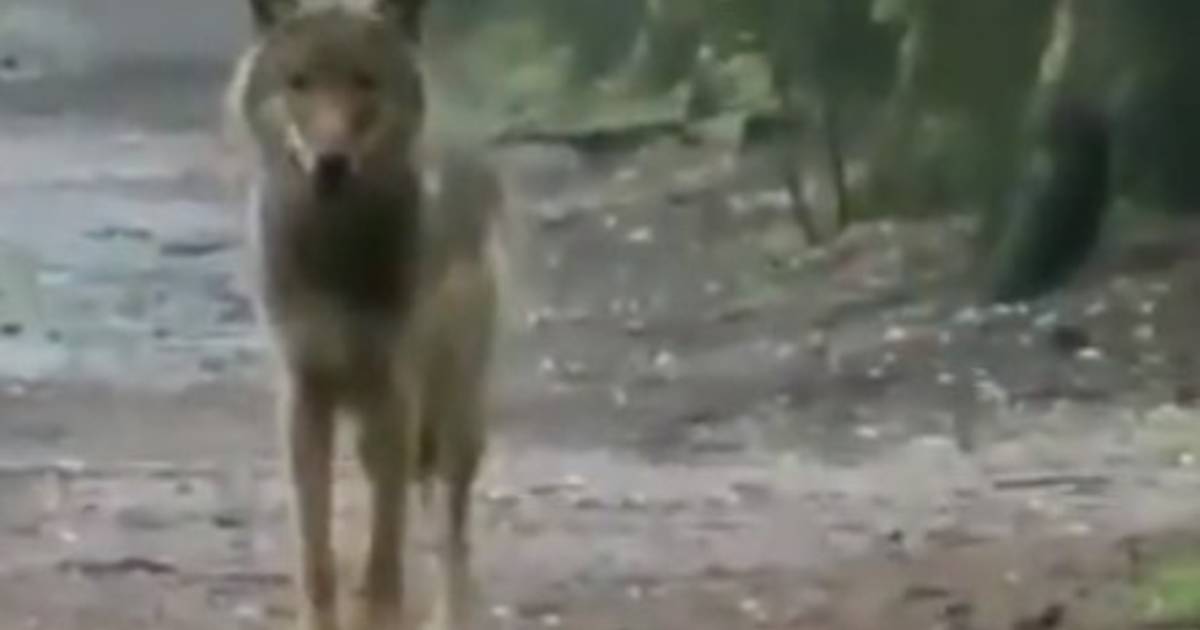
[{"left": 3, "top": 69, "right": 1200, "bottom": 629}]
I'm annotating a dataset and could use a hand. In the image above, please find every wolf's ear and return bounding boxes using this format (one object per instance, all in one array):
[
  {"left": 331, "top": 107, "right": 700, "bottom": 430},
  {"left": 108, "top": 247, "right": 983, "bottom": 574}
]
[
  {"left": 247, "top": 0, "right": 301, "bottom": 31},
  {"left": 373, "top": 0, "right": 428, "bottom": 42}
]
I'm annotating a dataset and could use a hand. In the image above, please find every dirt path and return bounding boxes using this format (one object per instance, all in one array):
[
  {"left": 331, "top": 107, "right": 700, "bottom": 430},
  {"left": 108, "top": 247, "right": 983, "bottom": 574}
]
[{"left": 3, "top": 73, "right": 1200, "bottom": 629}]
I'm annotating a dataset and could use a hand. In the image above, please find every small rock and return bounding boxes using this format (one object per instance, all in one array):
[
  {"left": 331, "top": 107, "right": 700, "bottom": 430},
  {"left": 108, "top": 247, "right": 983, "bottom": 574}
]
[
  {"left": 232, "top": 603, "right": 265, "bottom": 623},
  {"left": 198, "top": 356, "right": 227, "bottom": 374},
  {"left": 160, "top": 236, "right": 234, "bottom": 257},
  {"left": 568, "top": 495, "right": 604, "bottom": 510},
  {"left": 620, "top": 493, "right": 649, "bottom": 510},
  {"left": 854, "top": 425, "right": 881, "bottom": 440},
  {"left": 952, "top": 307, "right": 984, "bottom": 326},
  {"left": 217, "top": 294, "right": 254, "bottom": 324},
  {"left": 560, "top": 360, "right": 589, "bottom": 379},
  {"left": 902, "top": 584, "right": 952, "bottom": 602},
  {"left": 738, "top": 597, "right": 768, "bottom": 624},
  {"left": 1033, "top": 311, "right": 1059, "bottom": 330},
  {"left": 1, "top": 322, "right": 23, "bottom": 337},
  {"left": 213, "top": 510, "right": 248, "bottom": 529},
  {"left": 730, "top": 480, "right": 772, "bottom": 505},
  {"left": 944, "top": 600, "right": 973, "bottom": 630},
  {"left": 623, "top": 318, "right": 646, "bottom": 335},
  {"left": 652, "top": 350, "right": 678, "bottom": 375},
  {"left": 86, "top": 225, "right": 152, "bottom": 241},
  {"left": 1047, "top": 325, "right": 1089, "bottom": 354},
  {"left": 534, "top": 203, "right": 577, "bottom": 229},
  {"left": 993, "top": 303, "right": 1017, "bottom": 317},
  {"left": 614, "top": 168, "right": 639, "bottom": 183},
  {"left": 482, "top": 487, "right": 520, "bottom": 507},
  {"left": 710, "top": 302, "right": 758, "bottom": 324},
  {"left": 727, "top": 194, "right": 752, "bottom": 215},
  {"left": 116, "top": 507, "right": 174, "bottom": 531},
  {"left": 1064, "top": 522, "right": 1092, "bottom": 536},
  {"left": 703, "top": 490, "right": 740, "bottom": 508},
  {"left": 626, "top": 226, "right": 654, "bottom": 244},
  {"left": 611, "top": 387, "right": 629, "bottom": 409},
  {"left": 773, "top": 343, "right": 797, "bottom": 361},
  {"left": 561, "top": 475, "right": 587, "bottom": 490},
  {"left": 1013, "top": 602, "right": 1065, "bottom": 630},
  {"left": 59, "top": 556, "right": 177, "bottom": 577},
  {"left": 525, "top": 309, "right": 550, "bottom": 329}
]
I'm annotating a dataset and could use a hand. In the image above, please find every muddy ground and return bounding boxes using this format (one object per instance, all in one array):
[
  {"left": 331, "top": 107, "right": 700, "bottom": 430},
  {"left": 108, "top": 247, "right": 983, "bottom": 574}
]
[{"left": 3, "top": 71, "right": 1200, "bottom": 630}]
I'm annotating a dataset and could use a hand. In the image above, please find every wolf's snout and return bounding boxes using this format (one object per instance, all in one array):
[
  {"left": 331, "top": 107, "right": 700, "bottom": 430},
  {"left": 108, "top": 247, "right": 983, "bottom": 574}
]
[{"left": 313, "top": 152, "right": 353, "bottom": 196}]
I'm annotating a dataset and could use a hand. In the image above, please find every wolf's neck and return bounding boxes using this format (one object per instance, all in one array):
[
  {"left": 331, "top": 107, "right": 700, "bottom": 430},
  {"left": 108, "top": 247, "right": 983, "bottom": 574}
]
[{"left": 258, "top": 164, "right": 425, "bottom": 313}]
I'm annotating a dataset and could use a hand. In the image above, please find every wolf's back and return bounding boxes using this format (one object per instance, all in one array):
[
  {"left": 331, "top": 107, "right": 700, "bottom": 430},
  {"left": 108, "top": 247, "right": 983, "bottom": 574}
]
[{"left": 423, "top": 142, "right": 530, "bottom": 332}]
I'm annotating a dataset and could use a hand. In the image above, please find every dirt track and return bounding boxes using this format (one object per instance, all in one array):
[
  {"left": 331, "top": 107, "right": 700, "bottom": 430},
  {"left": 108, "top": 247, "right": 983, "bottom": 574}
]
[{"left": 2, "top": 72, "right": 1200, "bottom": 629}]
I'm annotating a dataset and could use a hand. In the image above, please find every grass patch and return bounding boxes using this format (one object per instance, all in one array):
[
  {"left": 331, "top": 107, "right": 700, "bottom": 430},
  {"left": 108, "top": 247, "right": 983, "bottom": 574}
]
[{"left": 1138, "top": 550, "right": 1200, "bottom": 623}]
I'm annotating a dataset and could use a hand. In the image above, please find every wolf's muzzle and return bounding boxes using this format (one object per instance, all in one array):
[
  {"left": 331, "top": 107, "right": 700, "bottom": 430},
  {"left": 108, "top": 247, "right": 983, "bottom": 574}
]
[{"left": 313, "top": 152, "right": 353, "bottom": 197}]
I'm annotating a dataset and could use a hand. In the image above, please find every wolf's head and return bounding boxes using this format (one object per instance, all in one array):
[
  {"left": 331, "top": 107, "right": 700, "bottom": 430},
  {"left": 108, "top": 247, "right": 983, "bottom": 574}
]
[{"left": 232, "top": 0, "right": 429, "bottom": 199}]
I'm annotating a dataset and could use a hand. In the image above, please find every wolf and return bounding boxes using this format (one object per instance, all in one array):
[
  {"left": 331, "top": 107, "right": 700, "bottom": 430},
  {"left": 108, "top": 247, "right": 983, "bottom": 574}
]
[{"left": 223, "top": 0, "right": 505, "bottom": 628}]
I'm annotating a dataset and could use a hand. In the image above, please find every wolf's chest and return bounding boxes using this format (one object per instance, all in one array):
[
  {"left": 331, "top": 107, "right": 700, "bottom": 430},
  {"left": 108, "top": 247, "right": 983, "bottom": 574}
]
[{"left": 259, "top": 192, "right": 423, "bottom": 313}]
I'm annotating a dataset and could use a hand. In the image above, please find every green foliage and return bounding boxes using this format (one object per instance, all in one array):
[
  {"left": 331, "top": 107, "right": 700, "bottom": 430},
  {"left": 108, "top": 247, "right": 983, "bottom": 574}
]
[
  {"left": 870, "top": 0, "right": 1057, "bottom": 244},
  {"left": 1104, "top": 2, "right": 1200, "bottom": 211},
  {"left": 879, "top": 0, "right": 1053, "bottom": 115},
  {"left": 631, "top": 0, "right": 705, "bottom": 92},
  {"left": 533, "top": 0, "right": 646, "bottom": 86},
  {"left": 1138, "top": 549, "right": 1200, "bottom": 623},
  {"left": 431, "top": 0, "right": 1200, "bottom": 229}
]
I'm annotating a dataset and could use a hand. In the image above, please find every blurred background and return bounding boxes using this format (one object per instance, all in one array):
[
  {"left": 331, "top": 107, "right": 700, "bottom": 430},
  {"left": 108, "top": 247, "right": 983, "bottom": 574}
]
[{"left": 3, "top": 1, "right": 1200, "bottom": 628}]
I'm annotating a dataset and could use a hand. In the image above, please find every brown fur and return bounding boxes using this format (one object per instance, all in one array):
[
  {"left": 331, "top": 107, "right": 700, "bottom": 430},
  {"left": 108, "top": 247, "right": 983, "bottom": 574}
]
[{"left": 225, "top": 1, "right": 501, "bottom": 628}]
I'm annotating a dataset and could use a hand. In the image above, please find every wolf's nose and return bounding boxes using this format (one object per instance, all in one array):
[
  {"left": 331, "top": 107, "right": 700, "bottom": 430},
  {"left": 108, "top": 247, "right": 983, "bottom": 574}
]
[{"left": 313, "top": 153, "right": 351, "bottom": 195}]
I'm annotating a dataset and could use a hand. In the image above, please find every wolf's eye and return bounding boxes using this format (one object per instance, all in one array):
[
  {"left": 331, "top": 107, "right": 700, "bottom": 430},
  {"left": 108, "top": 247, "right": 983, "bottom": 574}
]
[
  {"left": 287, "top": 73, "right": 310, "bottom": 92},
  {"left": 352, "top": 71, "right": 378, "bottom": 92}
]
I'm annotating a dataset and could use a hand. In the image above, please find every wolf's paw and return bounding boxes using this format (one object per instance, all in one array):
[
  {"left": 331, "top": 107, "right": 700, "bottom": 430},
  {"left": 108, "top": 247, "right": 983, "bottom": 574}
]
[
  {"left": 351, "top": 599, "right": 404, "bottom": 630},
  {"left": 300, "top": 605, "right": 340, "bottom": 630},
  {"left": 422, "top": 592, "right": 474, "bottom": 630}
]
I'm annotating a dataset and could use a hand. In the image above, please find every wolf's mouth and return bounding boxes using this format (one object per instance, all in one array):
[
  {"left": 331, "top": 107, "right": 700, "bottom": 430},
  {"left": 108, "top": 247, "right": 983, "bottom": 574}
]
[{"left": 313, "top": 153, "right": 352, "bottom": 198}]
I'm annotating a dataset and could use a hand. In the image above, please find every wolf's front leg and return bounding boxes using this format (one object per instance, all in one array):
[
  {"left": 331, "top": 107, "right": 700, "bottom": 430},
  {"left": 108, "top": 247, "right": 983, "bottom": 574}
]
[
  {"left": 353, "top": 386, "right": 414, "bottom": 630},
  {"left": 283, "top": 369, "right": 340, "bottom": 630}
]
